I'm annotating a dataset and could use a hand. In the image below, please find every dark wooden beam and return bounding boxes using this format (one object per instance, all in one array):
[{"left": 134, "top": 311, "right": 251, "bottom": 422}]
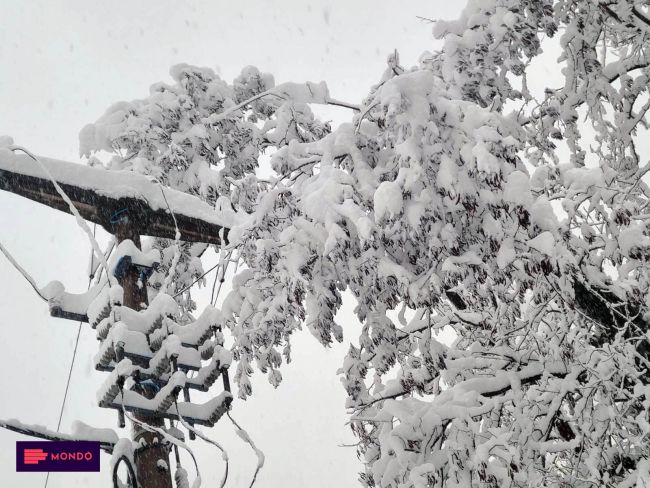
[
  {"left": 0, "top": 153, "right": 230, "bottom": 245},
  {"left": 103, "top": 396, "right": 232, "bottom": 427}
]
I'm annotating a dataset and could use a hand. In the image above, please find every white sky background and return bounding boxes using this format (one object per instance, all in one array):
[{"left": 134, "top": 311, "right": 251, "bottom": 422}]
[{"left": 0, "top": 1, "right": 466, "bottom": 487}]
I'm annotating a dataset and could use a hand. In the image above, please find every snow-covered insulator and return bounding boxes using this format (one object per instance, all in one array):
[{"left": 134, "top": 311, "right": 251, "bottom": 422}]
[
  {"left": 151, "top": 372, "right": 186, "bottom": 413},
  {"left": 96, "top": 316, "right": 114, "bottom": 340},
  {"left": 103, "top": 373, "right": 184, "bottom": 417},
  {"left": 164, "top": 391, "right": 234, "bottom": 426},
  {"left": 170, "top": 306, "right": 223, "bottom": 348},
  {"left": 198, "top": 340, "right": 215, "bottom": 360},
  {"left": 149, "top": 327, "right": 168, "bottom": 351},
  {"left": 149, "top": 335, "right": 182, "bottom": 377},
  {"left": 94, "top": 340, "right": 116, "bottom": 369},
  {"left": 98, "top": 382, "right": 122, "bottom": 408},
  {"left": 203, "top": 391, "right": 233, "bottom": 425},
  {"left": 155, "top": 393, "right": 179, "bottom": 415},
  {"left": 191, "top": 364, "right": 221, "bottom": 391},
  {"left": 149, "top": 349, "right": 173, "bottom": 378},
  {"left": 190, "top": 345, "right": 232, "bottom": 390},
  {"left": 116, "top": 293, "right": 180, "bottom": 335},
  {"left": 88, "top": 285, "right": 122, "bottom": 328},
  {"left": 98, "top": 338, "right": 202, "bottom": 373},
  {"left": 105, "top": 386, "right": 231, "bottom": 426},
  {"left": 97, "top": 359, "right": 134, "bottom": 407}
]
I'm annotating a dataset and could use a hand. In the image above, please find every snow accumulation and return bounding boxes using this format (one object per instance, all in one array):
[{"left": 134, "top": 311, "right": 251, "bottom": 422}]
[
  {"left": 374, "top": 181, "right": 403, "bottom": 221},
  {"left": 168, "top": 305, "right": 223, "bottom": 347},
  {"left": 190, "top": 345, "right": 232, "bottom": 387},
  {"left": 170, "top": 392, "right": 233, "bottom": 425},
  {"left": 526, "top": 231, "right": 556, "bottom": 257},
  {"left": 41, "top": 280, "right": 106, "bottom": 316},
  {"left": 272, "top": 81, "right": 330, "bottom": 105},
  {"left": 205, "top": 80, "right": 331, "bottom": 124},
  {"left": 70, "top": 420, "right": 120, "bottom": 445},
  {"left": 619, "top": 224, "right": 650, "bottom": 257},
  {"left": 496, "top": 238, "right": 516, "bottom": 269},
  {"left": 110, "top": 438, "right": 134, "bottom": 469},
  {"left": 117, "top": 292, "right": 180, "bottom": 335},
  {"left": 97, "top": 358, "right": 135, "bottom": 406},
  {"left": 503, "top": 170, "right": 533, "bottom": 206},
  {"left": 109, "top": 240, "right": 161, "bottom": 276},
  {"left": 0, "top": 148, "right": 238, "bottom": 228},
  {"left": 95, "top": 322, "right": 202, "bottom": 371},
  {"left": 111, "top": 389, "right": 232, "bottom": 426},
  {"left": 87, "top": 283, "right": 120, "bottom": 326},
  {"left": 0, "top": 418, "right": 117, "bottom": 446}
]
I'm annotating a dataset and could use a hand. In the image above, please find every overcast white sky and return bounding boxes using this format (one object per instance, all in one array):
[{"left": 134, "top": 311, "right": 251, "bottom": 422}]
[{"left": 0, "top": 1, "right": 463, "bottom": 487}]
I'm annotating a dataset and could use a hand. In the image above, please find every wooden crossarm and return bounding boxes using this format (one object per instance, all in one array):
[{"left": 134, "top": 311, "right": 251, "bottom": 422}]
[
  {"left": 0, "top": 150, "right": 231, "bottom": 244},
  {"left": 106, "top": 391, "right": 233, "bottom": 427}
]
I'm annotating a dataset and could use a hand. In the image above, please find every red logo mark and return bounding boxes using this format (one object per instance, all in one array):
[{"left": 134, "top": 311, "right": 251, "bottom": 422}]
[{"left": 23, "top": 448, "right": 48, "bottom": 465}]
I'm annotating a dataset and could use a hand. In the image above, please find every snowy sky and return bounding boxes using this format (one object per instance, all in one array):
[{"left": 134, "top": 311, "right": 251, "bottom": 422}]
[{"left": 0, "top": 1, "right": 462, "bottom": 486}]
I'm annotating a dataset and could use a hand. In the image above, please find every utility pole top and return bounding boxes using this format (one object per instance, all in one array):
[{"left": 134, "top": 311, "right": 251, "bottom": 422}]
[{"left": 0, "top": 145, "right": 236, "bottom": 488}]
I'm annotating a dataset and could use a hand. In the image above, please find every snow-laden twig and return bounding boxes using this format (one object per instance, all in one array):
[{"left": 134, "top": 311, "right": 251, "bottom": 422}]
[
  {"left": 9, "top": 145, "right": 117, "bottom": 286},
  {"left": 210, "top": 91, "right": 286, "bottom": 122},
  {"left": 326, "top": 98, "right": 362, "bottom": 111},
  {"left": 174, "top": 400, "right": 229, "bottom": 488},
  {"left": 208, "top": 87, "right": 359, "bottom": 123},
  {"left": 227, "top": 411, "right": 264, "bottom": 488}
]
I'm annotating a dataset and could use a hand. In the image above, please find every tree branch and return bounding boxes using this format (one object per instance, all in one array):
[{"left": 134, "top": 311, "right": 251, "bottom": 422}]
[
  {"left": 632, "top": 6, "right": 650, "bottom": 28},
  {"left": 354, "top": 362, "right": 570, "bottom": 412}
]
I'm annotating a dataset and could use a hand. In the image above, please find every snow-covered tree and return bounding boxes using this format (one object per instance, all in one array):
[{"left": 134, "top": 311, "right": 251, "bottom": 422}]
[
  {"left": 84, "top": 1, "right": 650, "bottom": 485},
  {"left": 80, "top": 63, "right": 330, "bottom": 317}
]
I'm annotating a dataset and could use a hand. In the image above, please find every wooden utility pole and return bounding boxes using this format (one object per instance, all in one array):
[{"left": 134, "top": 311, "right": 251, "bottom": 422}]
[
  {"left": 114, "top": 219, "right": 172, "bottom": 488},
  {"left": 1, "top": 149, "right": 233, "bottom": 488}
]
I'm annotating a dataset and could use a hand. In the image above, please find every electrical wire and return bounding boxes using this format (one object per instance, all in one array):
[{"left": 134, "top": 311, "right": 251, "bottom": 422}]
[
  {"left": 173, "top": 399, "right": 229, "bottom": 488},
  {"left": 9, "top": 146, "right": 116, "bottom": 286},
  {"left": 4, "top": 146, "right": 228, "bottom": 487},
  {"left": 0, "top": 240, "right": 47, "bottom": 300},
  {"left": 118, "top": 389, "right": 201, "bottom": 488},
  {"left": 6, "top": 146, "right": 245, "bottom": 488},
  {"left": 45, "top": 224, "right": 97, "bottom": 488},
  {"left": 226, "top": 411, "right": 264, "bottom": 488},
  {"left": 173, "top": 262, "right": 220, "bottom": 299},
  {"left": 112, "top": 455, "right": 138, "bottom": 488}
]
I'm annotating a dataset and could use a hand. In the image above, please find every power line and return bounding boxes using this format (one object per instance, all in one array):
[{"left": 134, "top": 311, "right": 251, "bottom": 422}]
[
  {"left": 54, "top": 318, "right": 85, "bottom": 432},
  {"left": 173, "top": 262, "right": 220, "bottom": 299},
  {"left": 44, "top": 224, "right": 96, "bottom": 488}
]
